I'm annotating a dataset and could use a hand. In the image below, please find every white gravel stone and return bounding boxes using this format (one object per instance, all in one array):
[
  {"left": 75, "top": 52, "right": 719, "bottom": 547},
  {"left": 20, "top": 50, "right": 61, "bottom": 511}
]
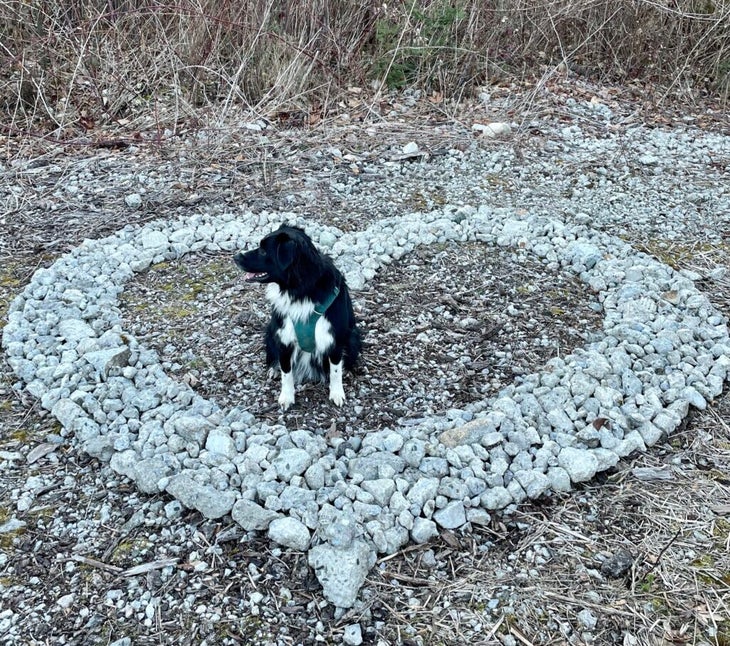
[
  {"left": 308, "top": 540, "right": 376, "bottom": 608},
  {"left": 361, "top": 479, "right": 396, "bottom": 506},
  {"left": 433, "top": 501, "right": 466, "bottom": 529},
  {"left": 124, "top": 193, "right": 142, "bottom": 208},
  {"left": 51, "top": 398, "right": 86, "bottom": 431},
  {"left": 577, "top": 608, "right": 598, "bottom": 630},
  {"left": 401, "top": 141, "right": 419, "bottom": 155},
  {"left": 84, "top": 347, "right": 130, "bottom": 379},
  {"left": 268, "top": 517, "right": 310, "bottom": 551},
  {"left": 58, "top": 319, "right": 96, "bottom": 343},
  {"left": 141, "top": 230, "right": 168, "bottom": 249},
  {"left": 167, "top": 414, "right": 212, "bottom": 445},
  {"left": 411, "top": 518, "right": 439, "bottom": 543},
  {"left": 558, "top": 447, "right": 599, "bottom": 483},
  {"left": 343, "top": 623, "right": 363, "bottom": 646},
  {"left": 514, "top": 470, "right": 551, "bottom": 499},
  {"left": 56, "top": 593, "right": 74, "bottom": 609},
  {"left": 205, "top": 428, "right": 237, "bottom": 460},
  {"left": 481, "top": 486, "right": 512, "bottom": 510},
  {"left": 231, "top": 498, "right": 279, "bottom": 531},
  {"left": 472, "top": 122, "right": 512, "bottom": 138},
  {"left": 272, "top": 448, "right": 313, "bottom": 481},
  {"left": 406, "top": 478, "right": 440, "bottom": 512},
  {"left": 165, "top": 472, "right": 236, "bottom": 519}
]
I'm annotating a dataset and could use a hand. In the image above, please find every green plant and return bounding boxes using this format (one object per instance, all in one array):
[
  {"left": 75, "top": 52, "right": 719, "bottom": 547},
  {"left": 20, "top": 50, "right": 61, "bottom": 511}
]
[{"left": 371, "top": 0, "right": 471, "bottom": 90}]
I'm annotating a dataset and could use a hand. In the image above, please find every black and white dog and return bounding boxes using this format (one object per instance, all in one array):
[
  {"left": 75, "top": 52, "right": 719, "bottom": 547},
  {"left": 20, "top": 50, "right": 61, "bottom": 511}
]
[{"left": 233, "top": 225, "right": 361, "bottom": 410}]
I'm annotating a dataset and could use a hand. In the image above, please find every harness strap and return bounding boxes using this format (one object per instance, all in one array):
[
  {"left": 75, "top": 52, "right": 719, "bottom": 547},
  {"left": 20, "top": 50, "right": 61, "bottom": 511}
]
[{"left": 293, "top": 285, "right": 340, "bottom": 353}]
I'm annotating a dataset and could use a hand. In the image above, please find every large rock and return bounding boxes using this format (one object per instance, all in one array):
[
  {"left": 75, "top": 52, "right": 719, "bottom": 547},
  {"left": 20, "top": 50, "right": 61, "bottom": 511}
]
[
  {"left": 231, "top": 499, "right": 280, "bottom": 531},
  {"left": 268, "top": 517, "right": 311, "bottom": 551},
  {"left": 557, "top": 447, "right": 598, "bottom": 483},
  {"left": 205, "top": 427, "right": 237, "bottom": 460},
  {"left": 165, "top": 472, "right": 236, "bottom": 519},
  {"left": 58, "top": 319, "right": 96, "bottom": 343},
  {"left": 51, "top": 399, "right": 86, "bottom": 431},
  {"left": 438, "top": 420, "right": 496, "bottom": 447},
  {"left": 411, "top": 517, "right": 439, "bottom": 543},
  {"left": 84, "top": 347, "right": 130, "bottom": 380},
  {"left": 134, "top": 456, "right": 174, "bottom": 494},
  {"left": 308, "top": 540, "right": 376, "bottom": 608},
  {"left": 166, "top": 414, "right": 213, "bottom": 445},
  {"left": 271, "top": 448, "right": 313, "bottom": 481},
  {"left": 432, "top": 501, "right": 466, "bottom": 529}
]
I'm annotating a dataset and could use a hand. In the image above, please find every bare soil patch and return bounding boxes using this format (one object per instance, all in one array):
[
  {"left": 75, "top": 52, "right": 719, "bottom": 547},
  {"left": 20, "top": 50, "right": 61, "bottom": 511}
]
[{"left": 119, "top": 241, "right": 602, "bottom": 433}]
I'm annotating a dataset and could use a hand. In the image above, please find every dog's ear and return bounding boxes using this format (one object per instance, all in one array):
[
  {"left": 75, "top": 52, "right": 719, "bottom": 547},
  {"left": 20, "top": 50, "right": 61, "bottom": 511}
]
[{"left": 275, "top": 234, "right": 297, "bottom": 270}]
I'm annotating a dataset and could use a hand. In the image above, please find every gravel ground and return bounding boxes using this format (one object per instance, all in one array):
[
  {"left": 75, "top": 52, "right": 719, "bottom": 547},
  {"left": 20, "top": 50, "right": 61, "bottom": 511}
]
[{"left": 1, "top": 78, "right": 729, "bottom": 645}]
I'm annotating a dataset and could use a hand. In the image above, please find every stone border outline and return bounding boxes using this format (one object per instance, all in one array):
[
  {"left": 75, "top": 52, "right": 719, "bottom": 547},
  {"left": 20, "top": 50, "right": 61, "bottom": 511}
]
[{"left": 3, "top": 205, "right": 729, "bottom": 607}]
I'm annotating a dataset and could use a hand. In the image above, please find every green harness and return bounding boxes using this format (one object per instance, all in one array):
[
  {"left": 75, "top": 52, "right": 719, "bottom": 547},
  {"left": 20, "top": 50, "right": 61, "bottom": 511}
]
[{"left": 293, "top": 286, "right": 340, "bottom": 353}]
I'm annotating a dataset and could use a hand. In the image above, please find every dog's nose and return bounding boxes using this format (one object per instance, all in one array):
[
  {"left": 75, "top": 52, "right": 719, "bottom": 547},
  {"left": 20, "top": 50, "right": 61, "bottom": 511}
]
[{"left": 233, "top": 252, "right": 245, "bottom": 269}]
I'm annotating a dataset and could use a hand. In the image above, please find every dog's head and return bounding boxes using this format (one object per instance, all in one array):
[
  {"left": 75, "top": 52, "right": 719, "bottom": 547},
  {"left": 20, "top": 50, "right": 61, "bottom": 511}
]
[{"left": 233, "top": 225, "right": 319, "bottom": 287}]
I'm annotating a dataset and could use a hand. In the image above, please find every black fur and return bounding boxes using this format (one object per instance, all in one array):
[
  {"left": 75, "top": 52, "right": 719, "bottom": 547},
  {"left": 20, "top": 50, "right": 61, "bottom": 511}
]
[{"left": 234, "top": 225, "right": 361, "bottom": 397}]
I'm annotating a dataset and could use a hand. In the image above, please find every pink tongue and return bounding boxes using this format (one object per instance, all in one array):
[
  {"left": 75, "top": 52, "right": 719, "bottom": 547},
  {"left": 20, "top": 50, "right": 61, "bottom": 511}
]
[{"left": 245, "top": 272, "right": 256, "bottom": 280}]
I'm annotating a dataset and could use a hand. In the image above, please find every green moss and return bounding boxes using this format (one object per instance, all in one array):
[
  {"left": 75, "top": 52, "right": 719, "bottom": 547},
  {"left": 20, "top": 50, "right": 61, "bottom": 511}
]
[
  {"left": 0, "top": 275, "right": 21, "bottom": 288},
  {"left": 407, "top": 189, "right": 447, "bottom": 211},
  {"left": 0, "top": 507, "right": 25, "bottom": 550},
  {"left": 27, "top": 506, "right": 54, "bottom": 520},
  {"left": 637, "top": 572, "right": 656, "bottom": 593},
  {"left": 718, "top": 621, "right": 730, "bottom": 646},
  {"left": 161, "top": 305, "right": 197, "bottom": 319},
  {"left": 110, "top": 538, "right": 153, "bottom": 564},
  {"left": 0, "top": 262, "right": 22, "bottom": 288},
  {"left": 431, "top": 191, "right": 447, "bottom": 206},
  {"left": 649, "top": 597, "right": 669, "bottom": 615},
  {"left": 185, "top": 357, "right": 206, "bottom": 370},
  {"left": 180, "top": 287, "right": 204, "bottom": 301},
  {"left": 7, "top": 428, "right": 31, "bottom": 442},
  {"left": 123, "top": 256, "right": 233, "bottom": 317},
  {"left": 483, "top": 174, "right": 512, "bottom": 189},
  {"left": 713, "top": 519, "right": 730, "bottom": 538},
  {"left": 691, "top": 554, "right": 715, "bottom": 568}
]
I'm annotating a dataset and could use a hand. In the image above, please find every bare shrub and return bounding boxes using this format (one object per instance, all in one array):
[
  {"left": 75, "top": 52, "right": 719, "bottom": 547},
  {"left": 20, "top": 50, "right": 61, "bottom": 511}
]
[
  {"left": 0, "top": 0, "right": 379, "bottom": 133},
  {"left": 0, "top": 0, "right": 728, "bottom": 136}
]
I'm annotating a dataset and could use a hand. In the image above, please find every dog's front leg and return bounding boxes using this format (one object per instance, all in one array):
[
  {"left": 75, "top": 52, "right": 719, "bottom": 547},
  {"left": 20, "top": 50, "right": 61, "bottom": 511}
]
[
  {"left": 328, "top": 350, "right": 346, "bottom": 407},
  {"left": 278, "top": 344, "right": 295, "bottom": 410}
]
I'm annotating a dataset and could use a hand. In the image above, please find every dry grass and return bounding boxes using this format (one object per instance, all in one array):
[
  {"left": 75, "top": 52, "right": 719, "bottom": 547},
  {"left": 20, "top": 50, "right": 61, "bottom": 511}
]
[{"left": 1, "top": 0, "right": 730, "bottom": 141}]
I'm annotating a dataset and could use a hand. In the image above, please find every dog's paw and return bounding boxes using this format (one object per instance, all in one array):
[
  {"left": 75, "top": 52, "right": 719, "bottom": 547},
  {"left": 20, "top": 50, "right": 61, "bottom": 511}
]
[
  {"left": 329, "top": 387, "right": 346, "bottom": 407},
  {"left": 278, "top": 390, "right": 295, "bottom": 410},
  {"left": 278, "top": 370, "right": 295, "bottom": 410}
]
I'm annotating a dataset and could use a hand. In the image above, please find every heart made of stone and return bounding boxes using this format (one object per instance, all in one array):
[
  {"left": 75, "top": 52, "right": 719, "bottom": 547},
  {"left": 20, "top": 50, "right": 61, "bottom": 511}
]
[{"left": 3, "top": 206, "right": 729, "bottom": 607}]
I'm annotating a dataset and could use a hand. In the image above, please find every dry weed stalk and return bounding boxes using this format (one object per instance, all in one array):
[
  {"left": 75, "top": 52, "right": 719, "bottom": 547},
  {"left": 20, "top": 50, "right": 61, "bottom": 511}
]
[{"left": 0, "top": 1, "right": 728, "bottom": 138}]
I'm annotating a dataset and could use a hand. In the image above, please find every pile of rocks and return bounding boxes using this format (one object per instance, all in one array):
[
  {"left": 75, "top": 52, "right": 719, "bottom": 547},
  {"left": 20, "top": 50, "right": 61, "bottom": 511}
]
[{"left": 3, "top": 205, "right": 729, "bottom": 606}]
